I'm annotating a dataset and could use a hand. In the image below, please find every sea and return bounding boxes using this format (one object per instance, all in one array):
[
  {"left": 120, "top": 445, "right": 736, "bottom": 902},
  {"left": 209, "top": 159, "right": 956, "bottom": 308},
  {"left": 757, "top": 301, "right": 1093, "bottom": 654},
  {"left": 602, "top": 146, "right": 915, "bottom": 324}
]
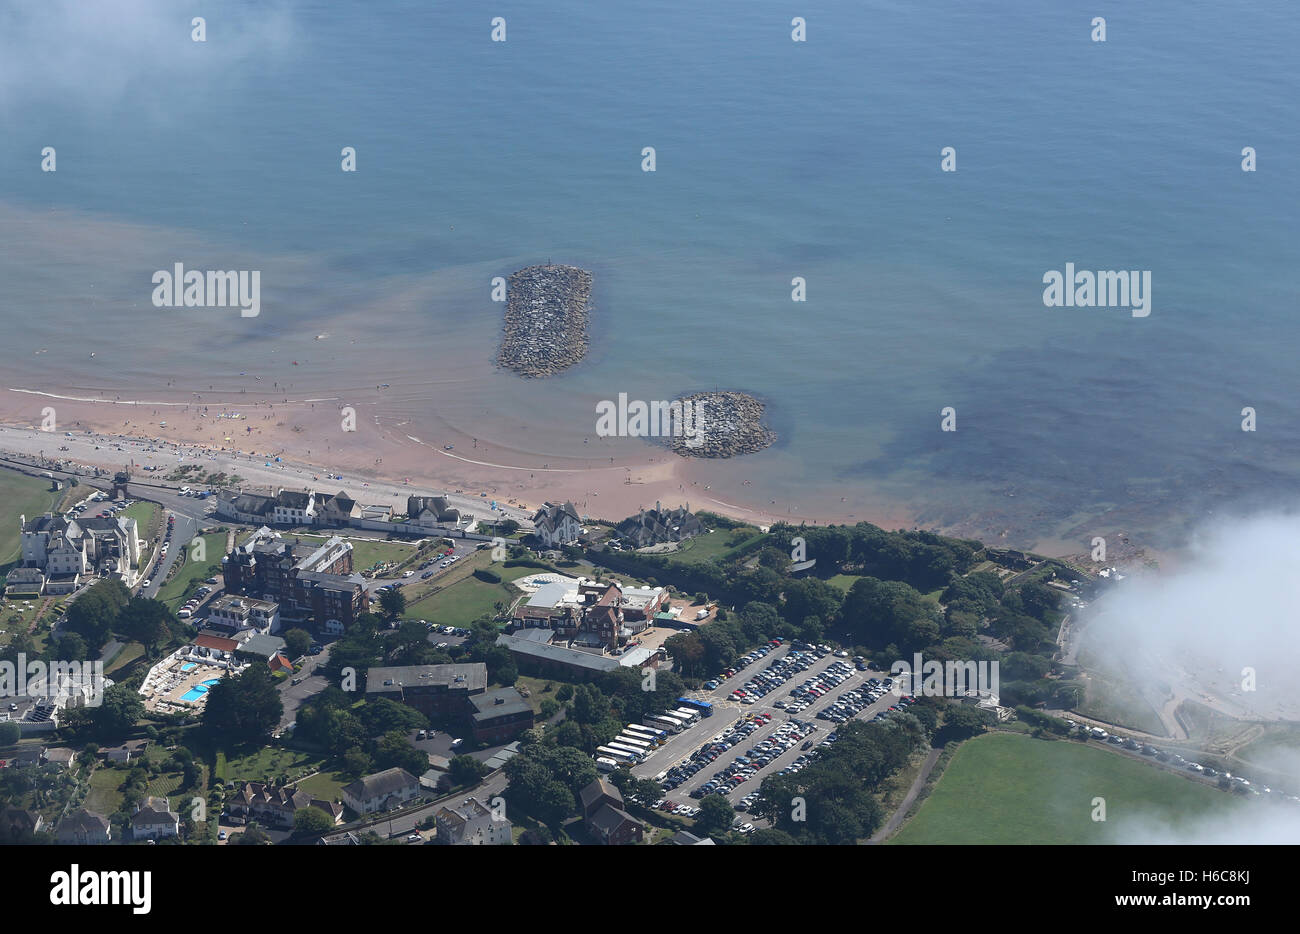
[{"left": 0, "top": 0, "right": 1296, "bottom": 552}]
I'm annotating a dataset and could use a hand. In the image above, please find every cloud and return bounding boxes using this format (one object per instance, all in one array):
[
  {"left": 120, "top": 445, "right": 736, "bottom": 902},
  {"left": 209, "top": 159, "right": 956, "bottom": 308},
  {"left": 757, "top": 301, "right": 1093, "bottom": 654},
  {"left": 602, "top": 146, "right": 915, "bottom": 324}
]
[
  {"left": 1080, "top": 510, "right": 1300, "bottom": 842},
  {"left": 1082, "top": 510, "right": 1300, "bottom": 725},
  {"left": 0, "top": 0, "right": 295, "bottom": 112}
]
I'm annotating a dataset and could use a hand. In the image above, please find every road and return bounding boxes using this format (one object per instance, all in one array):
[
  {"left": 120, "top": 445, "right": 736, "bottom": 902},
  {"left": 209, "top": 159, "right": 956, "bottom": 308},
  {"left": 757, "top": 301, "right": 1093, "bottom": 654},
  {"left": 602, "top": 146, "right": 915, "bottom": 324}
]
[
  {"left": 0, "top": 425, "right": 535, "bottom": 530},
  {"left": 141, "top": 511, "right": 198, "bottom": 598},
  {"left": 278, "top": 646, "right": 332, "bottom": 729}
]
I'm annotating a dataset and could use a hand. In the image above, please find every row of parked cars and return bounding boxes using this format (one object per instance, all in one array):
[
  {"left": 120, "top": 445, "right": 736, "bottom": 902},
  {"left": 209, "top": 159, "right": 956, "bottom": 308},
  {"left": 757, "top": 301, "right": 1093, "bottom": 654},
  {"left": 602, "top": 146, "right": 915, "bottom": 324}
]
[
  {"left": 704, "top": 638, "right": 787, "bottom": 694},
  {"left": 423, "top": 621, "right": 469, "bottom": 637},
  {"left": 689, "top": 719, "right": 817, "bottom": 799},
  {"left": 725, "top": 646, "right": 823, "bottom": 705},
  {"left": 660, "top": 713, "right": 774, "bottom": 791},
  {"left": 778, "top": 658, "right": 859, "bottom": 713},
  {"left": 730, "top": 748, "right": 819, "bottom": 813},
  {"left": 178, "top": 580, "right": 216, "bottom": 620}
]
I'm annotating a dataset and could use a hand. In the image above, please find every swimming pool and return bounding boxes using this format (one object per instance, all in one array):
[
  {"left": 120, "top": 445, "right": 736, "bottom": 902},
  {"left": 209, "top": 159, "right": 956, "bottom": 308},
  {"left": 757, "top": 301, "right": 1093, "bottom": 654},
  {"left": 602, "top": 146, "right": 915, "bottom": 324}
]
[
  {"left": 180, "top": 678, "right": 222, "bottom": 703},
  {"left": 180, "top": 663, "right": 197, "bottom": 672}
]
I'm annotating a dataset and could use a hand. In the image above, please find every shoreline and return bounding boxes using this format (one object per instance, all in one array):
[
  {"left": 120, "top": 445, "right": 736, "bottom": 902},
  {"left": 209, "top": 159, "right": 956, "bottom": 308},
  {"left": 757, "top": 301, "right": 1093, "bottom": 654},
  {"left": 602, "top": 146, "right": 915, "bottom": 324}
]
[{"left": 0, "top": 386, "right": 920, "bottom": 535}]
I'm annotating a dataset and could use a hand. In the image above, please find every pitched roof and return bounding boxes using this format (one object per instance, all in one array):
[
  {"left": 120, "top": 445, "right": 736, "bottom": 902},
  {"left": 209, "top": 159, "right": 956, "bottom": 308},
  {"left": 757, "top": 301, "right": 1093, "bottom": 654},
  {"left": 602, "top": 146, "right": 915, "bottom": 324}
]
[
  {"left": 194, "top": 634, "right": 239, "bottom": 653},
  {"left": 579, "top": 777, "right": 623, "bottom": 812},
  {"left": 57, "top": 809, "right": 110, "bottom": 835},
  {"left": 342, "top": 768, "right": 419, "bottom": 802},
  {"left": 588, "top": 804, "right": 641, "bottom": 836},
  {"left": 131, "top": 796, "right": 178, "bottom": 825},
  {"left": 532, "top": 501, "right": 580, "bottom": 534}
]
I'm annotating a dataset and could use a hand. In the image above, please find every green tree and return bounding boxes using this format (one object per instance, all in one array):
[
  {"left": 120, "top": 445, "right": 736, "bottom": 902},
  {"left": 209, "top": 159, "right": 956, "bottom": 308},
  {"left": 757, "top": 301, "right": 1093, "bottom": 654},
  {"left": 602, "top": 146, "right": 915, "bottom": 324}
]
[
  {"left": 0, "top": 722, "right": 20, "bottom": 746},
  {"left": 449, "top": 754, "right": 488, "bottom": 787},
  {"left": 202, "top": 666, "right": 283, "bottom": 745},
  {"left": 373, "top": 730, "right": 428, "bottom": 777},
  {"left": 116, "top": 597, "right": 174, "bottom": 657},
  {"left": 292, "top": 806, "right": 337, "bottom": 838},
  {"left": 935, "top": 705, "right": 993, "bottom": 745},
  {"left": 695, "top": 794, "right": 735, "bottom": 837},
  {"left": 379, "top": 588, "right": 407, "bottom": 619},
  {"left": 283, "top": 628, "right": 312, "bottom": 659}
]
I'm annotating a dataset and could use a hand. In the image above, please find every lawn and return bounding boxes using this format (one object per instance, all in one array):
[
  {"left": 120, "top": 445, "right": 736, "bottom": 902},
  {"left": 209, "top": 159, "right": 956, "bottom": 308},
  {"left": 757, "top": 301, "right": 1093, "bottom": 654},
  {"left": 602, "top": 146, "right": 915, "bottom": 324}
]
[
  {"left": 104, "top": 641, "right": 145, "bottom": 676},
  {"left": 295, "top": 770, "right": 350, "bottom": 803},
  {"left": 84, "top": 764, "right": 128, "bottom": 815},
  {"left": 222, "top": 746, "right": 327, "bottom": 786},
  {"left": 120, "top": 501, "right": 162, "bottom": 540},
  {"left": 156, "top": 532, "right": 227, "bottom": 611},
  {"left": 889, "top": 732, "right": 1247, "bottom": 845},
  {"left": 293, "top": 533, "right": 418, "bottom": 575},
  {"left": 826, "top": 574, "right": 863, "bottom": 592},
  {"left": 663, "top": 528, "right": 764, "bottom": 566},
  {"left": 0, "top": 468, "right": 61, "bottom": 568},
  {"left": 401, "top": 551, "right": 530, "bottom": 626}
]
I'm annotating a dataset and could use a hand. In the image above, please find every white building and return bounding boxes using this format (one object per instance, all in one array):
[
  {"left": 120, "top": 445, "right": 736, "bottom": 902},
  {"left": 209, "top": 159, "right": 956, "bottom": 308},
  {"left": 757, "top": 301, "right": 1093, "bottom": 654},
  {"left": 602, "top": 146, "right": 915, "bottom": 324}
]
[
  {"left": 341, "top": 768, "right": 422, "bottom": 815},
  {"left": 531, "top": 501, "right": 581, "bottom": 547},
  {"left": 19, "top": 512, "right": 140, "bottom": 591},
  {"left": 435, "top": 797, "right": 512, "bottom": 845},
  {"left": 205, "top": 595, "right": 281, "bottom": 635}
]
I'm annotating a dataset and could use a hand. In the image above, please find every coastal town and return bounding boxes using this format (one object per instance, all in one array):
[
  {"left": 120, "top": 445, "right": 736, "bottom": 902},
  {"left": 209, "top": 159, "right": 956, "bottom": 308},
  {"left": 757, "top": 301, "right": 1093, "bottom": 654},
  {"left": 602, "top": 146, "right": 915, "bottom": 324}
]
[{"left": 2, "top": 424, "right": 1291, "bottom": 852}]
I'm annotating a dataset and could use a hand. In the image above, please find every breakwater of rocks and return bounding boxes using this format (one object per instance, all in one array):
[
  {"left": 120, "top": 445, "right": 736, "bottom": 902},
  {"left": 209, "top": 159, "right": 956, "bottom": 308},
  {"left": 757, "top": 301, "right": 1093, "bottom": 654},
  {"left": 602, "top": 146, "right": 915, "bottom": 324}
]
[
  {"left": 497, "top": 264, "right": 593, "bottom": 377},
  {"left": 669, "top": 391, "right": 776, "bottom": 458}
]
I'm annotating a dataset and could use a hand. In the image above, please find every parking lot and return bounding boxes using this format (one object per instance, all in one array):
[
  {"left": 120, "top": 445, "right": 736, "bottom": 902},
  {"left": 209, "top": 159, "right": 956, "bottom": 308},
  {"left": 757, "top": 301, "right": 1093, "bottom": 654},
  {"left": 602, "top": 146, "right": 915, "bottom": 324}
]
[
  {"left": 631, "top": 643, "right": 918, "bottom": 830},
  {"left": 631, "top": 647, "right": 920, "bottom": 832}
]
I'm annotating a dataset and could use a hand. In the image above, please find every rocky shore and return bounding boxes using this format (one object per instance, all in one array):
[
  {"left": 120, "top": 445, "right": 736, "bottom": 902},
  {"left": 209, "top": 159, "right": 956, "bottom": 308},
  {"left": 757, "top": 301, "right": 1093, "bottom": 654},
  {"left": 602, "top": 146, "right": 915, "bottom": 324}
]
[
  {"left": 669, "top": 390, "right": 776, "bottom": 458},
  {"left": 497, "top": 264, "right": 593, "bottom": 377}
]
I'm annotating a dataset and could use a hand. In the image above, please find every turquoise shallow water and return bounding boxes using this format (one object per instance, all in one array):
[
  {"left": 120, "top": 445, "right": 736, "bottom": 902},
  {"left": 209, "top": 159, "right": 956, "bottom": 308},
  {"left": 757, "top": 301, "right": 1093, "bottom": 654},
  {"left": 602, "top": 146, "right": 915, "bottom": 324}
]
[{"left": 0, "top": 0, "right": 1296, "bottom": 549}]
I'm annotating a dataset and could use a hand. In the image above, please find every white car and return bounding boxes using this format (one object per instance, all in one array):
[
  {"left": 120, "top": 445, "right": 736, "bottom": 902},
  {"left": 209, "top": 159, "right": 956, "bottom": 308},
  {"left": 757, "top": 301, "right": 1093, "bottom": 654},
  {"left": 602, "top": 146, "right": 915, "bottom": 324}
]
[{"left": 141, "top": 579, "right": 151, "bottom": 588}]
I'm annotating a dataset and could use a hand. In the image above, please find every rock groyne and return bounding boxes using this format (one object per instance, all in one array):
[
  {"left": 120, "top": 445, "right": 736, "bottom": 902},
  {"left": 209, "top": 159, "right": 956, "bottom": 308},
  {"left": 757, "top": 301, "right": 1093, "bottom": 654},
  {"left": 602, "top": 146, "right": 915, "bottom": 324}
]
[
  {"left": 669, "top": 390, "right": 776, "bottom": 458},
  {"left": 497, "top": 264, "right": 593, "bottom": 377}
]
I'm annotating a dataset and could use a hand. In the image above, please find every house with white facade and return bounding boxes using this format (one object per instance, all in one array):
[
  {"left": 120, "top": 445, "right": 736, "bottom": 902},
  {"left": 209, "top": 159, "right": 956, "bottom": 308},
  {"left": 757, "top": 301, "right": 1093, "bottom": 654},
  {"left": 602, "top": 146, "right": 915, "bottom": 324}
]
[
  {"left": 435, "top": 797, "right": 512, "bottom": 845},
  {"left": 531, "top": 501, "right": 581, "bottom": 547},
  {"left": 341, "top": 768, "right": 422, "bottom": 816},
  {"left": 131, "top": 796, "right": 179, "bottom": 840}
]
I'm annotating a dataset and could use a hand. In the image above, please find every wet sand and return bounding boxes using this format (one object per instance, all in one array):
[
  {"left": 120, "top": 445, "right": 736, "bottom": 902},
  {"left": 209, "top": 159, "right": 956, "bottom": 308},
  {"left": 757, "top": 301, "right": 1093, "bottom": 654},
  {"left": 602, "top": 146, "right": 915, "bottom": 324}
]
[{"left": 0, "top": 386, "right": 918, "bottom": 532}]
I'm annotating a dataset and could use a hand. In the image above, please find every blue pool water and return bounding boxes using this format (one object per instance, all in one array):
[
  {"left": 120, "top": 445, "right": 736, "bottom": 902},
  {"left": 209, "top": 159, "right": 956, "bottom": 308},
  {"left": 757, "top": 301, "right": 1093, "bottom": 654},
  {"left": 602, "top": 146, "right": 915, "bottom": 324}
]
[
  {"left": 180, "top": 663, "right": 196, "bottom": 672},
  {"left": 180, "top": 678, "right": 221, "bottom": 703}
]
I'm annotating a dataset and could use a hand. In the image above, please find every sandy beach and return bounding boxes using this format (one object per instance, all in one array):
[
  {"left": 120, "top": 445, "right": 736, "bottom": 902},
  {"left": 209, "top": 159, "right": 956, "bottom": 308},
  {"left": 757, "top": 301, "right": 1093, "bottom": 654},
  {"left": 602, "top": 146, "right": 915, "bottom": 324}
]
[{"left": 0, "top": 386, "right": 918, "bottom": 532}]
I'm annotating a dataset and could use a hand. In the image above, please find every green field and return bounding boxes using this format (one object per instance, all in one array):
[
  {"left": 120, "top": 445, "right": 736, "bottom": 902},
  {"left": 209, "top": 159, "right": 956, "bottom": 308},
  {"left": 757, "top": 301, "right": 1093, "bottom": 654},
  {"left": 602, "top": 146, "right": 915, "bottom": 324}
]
[
  {"left": 293, "top": 533, "right": 418, "bottom": 575},
  {"left": 155, "top": 532, "right": 228, "bottom": 611},
  {"left": 401, "top": 552, "right": 534, "bottom": 626},
  {"left": 663, "top": 528, "right": 763, "bottom": 566},
  {"left": 120, "top": 501, "right": 162, "bottom": 539},
  {"left": 221, "top": 746, "right": 327, "bottom": 786},
  {"left": 0, "top": 469, "right": 61, "bottom": 568},
  {"left": 890, "top": 732, "right": 1246, "bottom": 845},
  {"left": 295, "top": 770, "right": 350, "bottom": 803}
]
